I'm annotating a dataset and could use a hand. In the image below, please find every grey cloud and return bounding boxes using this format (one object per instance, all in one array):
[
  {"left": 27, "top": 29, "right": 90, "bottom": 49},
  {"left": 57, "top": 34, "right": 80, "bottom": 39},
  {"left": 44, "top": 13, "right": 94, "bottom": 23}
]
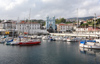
[{"left": 0, "top": 0, "right": 100, "bottom": 20}]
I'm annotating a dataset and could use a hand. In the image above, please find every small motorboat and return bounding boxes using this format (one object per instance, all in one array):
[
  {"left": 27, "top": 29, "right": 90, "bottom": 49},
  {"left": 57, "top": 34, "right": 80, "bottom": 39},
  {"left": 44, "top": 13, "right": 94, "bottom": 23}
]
[
  {"left": 55, "top": 36, "right": 63, "bottom": 41},
  {"left": 10, "top": 38, "right": 20, "bottom": 45},
  {"left": 49, "top": 37, "right": 56, "bottom": 41},
  {"left": 42, "top": 36, "right": 49, "bottom": 40},
  {"left": 67, "top": 37, "right": 80, "bottom": 42},
  {"left": 5, "top": 39, "right": 13, "bottom": 45},
  {"left": 63, "top": 37, "right": 67, "bottom": 41},
  {"left": 79, "top": 40, "right": 100, "bottom": 49},
  {"left": 0, "top": 38, "right": 6, "bottom": 44},
  {"left": 36, "top": 36, "right": 42, "bottom": 39},
  {"left": 67, "top": 38, "right": 75, "bottom": 42}
]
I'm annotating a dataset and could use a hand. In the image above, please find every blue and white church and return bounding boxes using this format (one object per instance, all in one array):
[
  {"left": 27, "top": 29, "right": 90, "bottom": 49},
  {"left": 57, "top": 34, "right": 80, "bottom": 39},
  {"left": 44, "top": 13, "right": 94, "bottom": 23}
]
[{"left": 46, "top": 16, "right": 56, "bottom": 31}]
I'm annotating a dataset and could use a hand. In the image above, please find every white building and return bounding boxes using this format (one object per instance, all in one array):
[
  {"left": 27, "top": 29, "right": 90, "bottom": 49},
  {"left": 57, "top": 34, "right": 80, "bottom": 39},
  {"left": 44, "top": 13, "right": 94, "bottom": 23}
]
[
  {"left": 16, "top": 21, "right": 48, "bottom": 34},
  {"left": 0, "top": 23, "right": 4, "bottom": 29},
  {"left": 76, "top": 28, "right": 88, "bottom": 32},
  {"left": 57, "top": 23, "right": 73, "bottom": 33},
  {"left": 0, "top": 21, "right": 18, "bottom": 35}
]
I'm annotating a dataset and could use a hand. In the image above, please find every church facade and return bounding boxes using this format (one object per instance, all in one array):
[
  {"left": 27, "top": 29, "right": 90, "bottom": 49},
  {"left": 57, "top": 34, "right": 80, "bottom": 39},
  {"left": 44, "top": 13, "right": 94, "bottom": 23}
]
[{"left": 46, "top": 16, "right": 55, "bottom": 32}]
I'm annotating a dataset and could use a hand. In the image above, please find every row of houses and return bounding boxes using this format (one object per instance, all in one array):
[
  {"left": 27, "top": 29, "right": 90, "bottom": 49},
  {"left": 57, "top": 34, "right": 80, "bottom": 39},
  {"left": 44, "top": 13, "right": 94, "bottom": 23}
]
[
  {"left": 1, "top": 18, "right": 100, "bottom": 35},
  {"left": 56, "top": 23, "right": 100, "bottom": 34},
  {"left": 0, "top": 20, "right": 48, "bottom": 35}
]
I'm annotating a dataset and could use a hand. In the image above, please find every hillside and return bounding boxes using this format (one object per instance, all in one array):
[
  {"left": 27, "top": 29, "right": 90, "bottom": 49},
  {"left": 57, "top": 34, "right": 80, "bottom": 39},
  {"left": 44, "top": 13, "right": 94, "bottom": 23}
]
[{"left": 68, "top": 16, "right": 94, "bottom": 21}]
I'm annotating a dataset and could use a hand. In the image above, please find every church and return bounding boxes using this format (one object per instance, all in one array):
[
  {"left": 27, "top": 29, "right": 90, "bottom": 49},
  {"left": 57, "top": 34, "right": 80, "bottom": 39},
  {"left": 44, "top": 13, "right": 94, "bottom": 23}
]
[{"left": 46, "top": 16, "right": 56, "bottom": 33}]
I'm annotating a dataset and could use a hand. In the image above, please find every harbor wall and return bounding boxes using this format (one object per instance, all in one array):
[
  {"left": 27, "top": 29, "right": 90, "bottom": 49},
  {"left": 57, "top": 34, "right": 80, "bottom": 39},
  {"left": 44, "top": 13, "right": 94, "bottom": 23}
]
[{"left": 50, "top": 33, "right": 99, "bottom": 37}]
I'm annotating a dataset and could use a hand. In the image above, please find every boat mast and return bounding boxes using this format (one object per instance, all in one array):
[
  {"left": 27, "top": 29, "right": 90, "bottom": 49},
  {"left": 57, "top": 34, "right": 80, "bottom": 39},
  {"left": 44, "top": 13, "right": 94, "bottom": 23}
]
[
  {"left": 27, "top": 8, "right": 31, "bottom": 36},
  {"left": 17, "top": 17, "right": 20, "bottom": 36},
  {"left": 94, "top": 13, "right": 96, "bottom": 38},
  {"left": 77, "top": 8, "right": 78, "bottom": 37},
  {"left": 24, "top": 17, "right": 26, "bottom": 36}
]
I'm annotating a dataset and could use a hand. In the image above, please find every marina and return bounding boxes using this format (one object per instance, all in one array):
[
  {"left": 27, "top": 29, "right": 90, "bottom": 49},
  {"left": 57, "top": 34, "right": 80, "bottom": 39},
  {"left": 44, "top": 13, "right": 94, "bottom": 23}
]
[
  {"left": 0, "top": 0, "right": 100, "bottom": 63},
  {"left": 0, "top": 40, "right": 100, "bottom": 64}
]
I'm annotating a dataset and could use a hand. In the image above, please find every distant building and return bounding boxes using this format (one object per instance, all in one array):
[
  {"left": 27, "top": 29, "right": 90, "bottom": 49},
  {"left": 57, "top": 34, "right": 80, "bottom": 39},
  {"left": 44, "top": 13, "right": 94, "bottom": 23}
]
[
  {"left": 76, "top": 27, "right": 100, "bottom": 34},
  {"left": 0, "top": 20, "right": 18, "bottom": 36},
  {"left": 16, "top": 21, "right": 48, "bottom": 34},
  {"left": 57, "top": 23, "right": 73, "bottom": 33},
  {"left": 0, "top": 20, "right": 17, "bottom": 30},
  {"left": 46, "top": 16, "right": 55, "bottom": 32},
  {"left": 0, "top": 23, "right": 4, "bottom": 29},
  {"left": 97, "top": 16, "right": 100, "bottom": 19}
]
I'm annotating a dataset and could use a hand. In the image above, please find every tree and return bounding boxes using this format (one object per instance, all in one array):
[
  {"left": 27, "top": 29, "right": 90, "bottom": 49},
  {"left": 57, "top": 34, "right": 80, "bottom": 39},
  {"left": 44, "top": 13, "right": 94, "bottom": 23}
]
[
  {"left": 59, "top": 18, "right": 66, "bottom": 23},
  {"left": 55, "top": 18, "right": 66, "bottom": 24},
  {"left": 97, "top": 19, "right": 100, "bottom": 24},
  {"left": 80, "top": 22, "right": 83, "bottom": 25},
  {"left": 55, "top": 19, "right": 60, "bottom": 24}
]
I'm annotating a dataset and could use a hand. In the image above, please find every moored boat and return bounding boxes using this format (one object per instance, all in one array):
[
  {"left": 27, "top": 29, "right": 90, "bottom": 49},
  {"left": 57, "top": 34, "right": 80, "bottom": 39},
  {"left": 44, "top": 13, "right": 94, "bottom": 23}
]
[
  {"left": 55, "top": 36, "right": 63, "bottom": 41},
  {"left": 10, "top": 38, "right": 20, "bottom": 45},
  {"left": 63, "top": 37, "right": 67, "bottom": 41},
  {"left": 42, "top": 36, "right": 49, "bottom": 40},
  {"left": 79, "top": 40, "right": 100, "bottom": 49},
  {"left": 5, "top": 39, "right": 13, "bottom": 45},
  {"left": 19, "top": 41, "right": 41, "bottom": 45},
  {"left": 49, "top": 37, "right": 56, "bottom": 41}
]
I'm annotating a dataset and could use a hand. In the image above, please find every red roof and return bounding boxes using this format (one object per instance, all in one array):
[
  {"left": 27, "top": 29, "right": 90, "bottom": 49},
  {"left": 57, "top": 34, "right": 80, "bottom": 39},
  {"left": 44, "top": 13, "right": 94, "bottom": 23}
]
[
  {"left": 19, "top": 21, "right": 39, "bottom": 24},
  {"left": 20, "top": 21, "right": 26, "bottom": 24},
  {"left": 59, "top": 23, "right": 73, "bottom": 26},
  {"left": 83, "top": 21, "right": 87, "bottom": 23}
]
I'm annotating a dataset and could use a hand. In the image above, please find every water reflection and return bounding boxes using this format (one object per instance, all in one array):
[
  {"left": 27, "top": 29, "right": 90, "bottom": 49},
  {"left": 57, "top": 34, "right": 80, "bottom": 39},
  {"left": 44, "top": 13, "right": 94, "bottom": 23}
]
[
  {"left": 1, "top": 40, "right": 100, "bottom": 64},
  {"left": 67, "top": 42, "right": 71, "bottom": 45},
  {"left": 79, "top": 47, "right": 100, "bottom": 57}
]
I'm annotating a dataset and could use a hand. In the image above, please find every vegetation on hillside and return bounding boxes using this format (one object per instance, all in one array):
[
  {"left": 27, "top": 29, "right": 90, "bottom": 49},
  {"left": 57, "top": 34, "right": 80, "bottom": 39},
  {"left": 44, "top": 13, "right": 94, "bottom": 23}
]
[
  {"left": 55, "top": 18, "right": 72, "bottom": 24},
  {"left": 80, "top": 19, "right": 100, "bottom": 28}
]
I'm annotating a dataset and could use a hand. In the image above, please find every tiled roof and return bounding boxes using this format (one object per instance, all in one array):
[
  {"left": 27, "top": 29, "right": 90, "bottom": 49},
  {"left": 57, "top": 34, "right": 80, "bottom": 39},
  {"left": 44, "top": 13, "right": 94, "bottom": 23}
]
[
  {"left": 19, "top": 21, "right": 39, "bottom": 24},
  {"left": 59, "top": 23, "right": 73, "bottom": 26}
]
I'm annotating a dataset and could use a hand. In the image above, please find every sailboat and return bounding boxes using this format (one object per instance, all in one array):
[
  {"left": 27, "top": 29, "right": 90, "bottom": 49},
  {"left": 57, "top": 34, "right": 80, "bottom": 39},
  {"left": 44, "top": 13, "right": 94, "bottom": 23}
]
[{"left": 19, "top": 9, "right": 41, "bottom": 45}]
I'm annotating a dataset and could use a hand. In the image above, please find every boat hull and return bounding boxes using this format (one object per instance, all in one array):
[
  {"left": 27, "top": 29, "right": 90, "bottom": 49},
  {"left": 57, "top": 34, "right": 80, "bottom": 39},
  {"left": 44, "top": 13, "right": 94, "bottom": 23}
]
[
  {"left": 19, "top": 41, "right": 41, "bottom": 45},
  {"left": 79, "top": 44, "right": 100, "bottom": 49}
]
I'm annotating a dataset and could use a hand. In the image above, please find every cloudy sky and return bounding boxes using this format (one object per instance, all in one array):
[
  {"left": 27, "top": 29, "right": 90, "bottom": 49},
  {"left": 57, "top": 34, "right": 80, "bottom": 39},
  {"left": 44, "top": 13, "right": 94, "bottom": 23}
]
[{"left": 0, "top": 0, "right": 100, "bottom": 20}]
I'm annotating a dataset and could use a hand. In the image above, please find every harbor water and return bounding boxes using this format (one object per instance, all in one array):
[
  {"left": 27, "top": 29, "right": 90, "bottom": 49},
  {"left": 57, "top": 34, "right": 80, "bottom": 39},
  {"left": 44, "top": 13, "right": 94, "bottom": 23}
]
[{"left": 0, "top": 40, "right": 100, "bottom": 64}]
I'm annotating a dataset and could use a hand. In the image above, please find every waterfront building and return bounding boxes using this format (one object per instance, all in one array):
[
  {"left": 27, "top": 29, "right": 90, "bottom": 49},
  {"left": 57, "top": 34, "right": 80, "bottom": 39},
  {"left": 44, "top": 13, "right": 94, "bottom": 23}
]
[
  {"left": 3, "top": 21, "right": 16, "bottom": 30},
  {"left": 57, "top": 23, "right": 73, "bottom": 33},
  {"left": 0, "top": 20, "right": 18, "bottom": 36},
  {"left": 0, "top": 23, "right": 4, "bottom": 29},
  {"left": 46, "top": 16, "right": 55, "bottom": 31},
  {"left": 16, "top": 21, "right": 48, "bottom": 34},
  {"left": 76, "top": 27, "right": 100, "bottom": 34}
]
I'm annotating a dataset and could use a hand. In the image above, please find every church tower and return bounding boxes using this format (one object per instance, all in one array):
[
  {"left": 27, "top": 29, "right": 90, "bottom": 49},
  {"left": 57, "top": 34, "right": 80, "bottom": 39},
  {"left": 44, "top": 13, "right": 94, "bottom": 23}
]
[{"left": 46, "top": 16, "right": 55, "bottom": 32}]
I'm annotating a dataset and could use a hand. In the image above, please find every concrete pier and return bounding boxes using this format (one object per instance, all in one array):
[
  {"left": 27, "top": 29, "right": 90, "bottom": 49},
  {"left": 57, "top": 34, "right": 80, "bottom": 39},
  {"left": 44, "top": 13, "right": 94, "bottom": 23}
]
[{"left": 50, "top": 33, "right": 99, "bottom": 37}]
